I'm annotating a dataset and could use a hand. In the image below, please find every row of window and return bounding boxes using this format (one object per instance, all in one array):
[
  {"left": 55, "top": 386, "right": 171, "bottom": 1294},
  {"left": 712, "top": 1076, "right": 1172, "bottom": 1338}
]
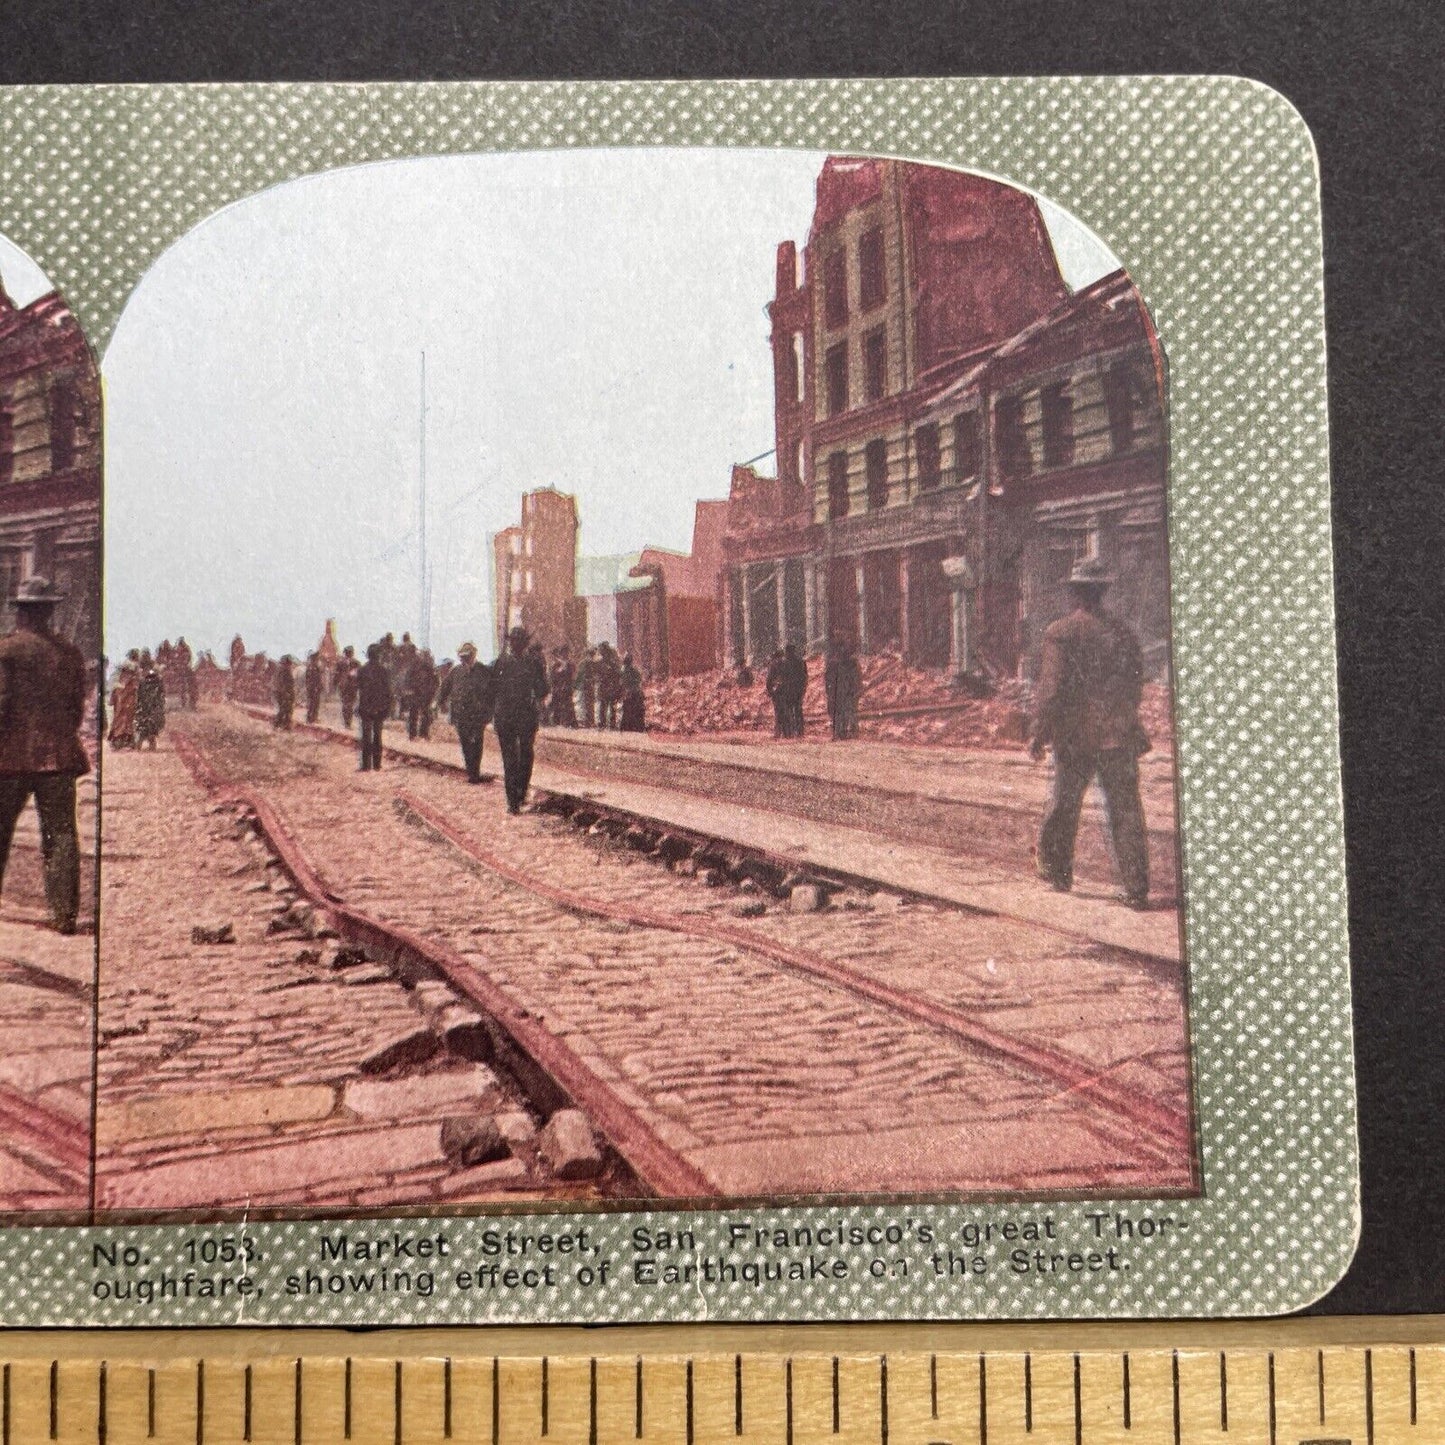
[
  {"left": 819, "top": 364, "right": 1148, "bottom": 520},
  {"left": 822, "top": 224, "right": 888, "bottom": 330},
  {"left": 0, "top": 377, "right": 89, "bottom": 485}
]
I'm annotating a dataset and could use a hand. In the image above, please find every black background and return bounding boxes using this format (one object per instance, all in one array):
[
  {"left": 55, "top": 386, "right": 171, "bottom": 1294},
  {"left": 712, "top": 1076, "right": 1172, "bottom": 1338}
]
[{"left": 3, "top": 0, "right": 1441, "bottom": 1316}]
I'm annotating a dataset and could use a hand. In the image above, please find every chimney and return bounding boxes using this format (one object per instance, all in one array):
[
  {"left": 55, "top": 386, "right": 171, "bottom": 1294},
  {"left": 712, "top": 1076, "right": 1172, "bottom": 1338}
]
[{"left": 775, "top": 241, "right": 798, "bottom": 299}]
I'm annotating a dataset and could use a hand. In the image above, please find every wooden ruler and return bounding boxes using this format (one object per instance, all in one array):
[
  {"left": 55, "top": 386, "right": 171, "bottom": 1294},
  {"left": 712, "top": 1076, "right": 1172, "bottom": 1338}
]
[{"left": 0, "top": 1320, "right": 1438, "bottom": 1443}]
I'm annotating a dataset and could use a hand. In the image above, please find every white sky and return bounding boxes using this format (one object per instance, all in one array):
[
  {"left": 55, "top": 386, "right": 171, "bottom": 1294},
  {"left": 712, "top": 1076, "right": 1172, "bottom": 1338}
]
[
  {"left": 101, "top": 149, "right": 1118, "bottom": 661},
  {"left": 0, "top": 233, "right": 56, "bottom": 307}
]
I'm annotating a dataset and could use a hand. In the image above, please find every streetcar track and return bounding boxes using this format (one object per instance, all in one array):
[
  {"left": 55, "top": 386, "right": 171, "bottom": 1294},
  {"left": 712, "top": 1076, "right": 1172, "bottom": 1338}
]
[
  {"left": 172, "top": 714, "right": 1192, "bottom": 1193},
  {"left": 395, "top": 789, "right": 1189, "bottom": 1159}
]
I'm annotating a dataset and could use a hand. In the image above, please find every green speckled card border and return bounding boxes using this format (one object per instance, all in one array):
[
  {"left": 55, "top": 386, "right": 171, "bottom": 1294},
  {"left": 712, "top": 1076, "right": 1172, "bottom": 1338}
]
[{"left": 0, "top": 77, "right": 1355, "bottom": 1322}]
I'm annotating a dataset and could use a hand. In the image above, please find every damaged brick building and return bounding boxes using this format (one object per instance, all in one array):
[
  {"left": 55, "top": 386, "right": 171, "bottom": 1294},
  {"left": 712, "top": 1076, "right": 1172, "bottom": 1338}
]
[
  {"left": 0, "top": 276, "right": 101, "bottom": 657},
  {"left": 721, "top": 155, "right": 1168, "bottom": 679}
]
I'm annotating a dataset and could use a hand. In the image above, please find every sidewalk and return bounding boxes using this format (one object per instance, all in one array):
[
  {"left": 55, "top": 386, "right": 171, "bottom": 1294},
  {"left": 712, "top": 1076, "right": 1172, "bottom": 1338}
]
[{"left": 271, "top": 702, "right": 1183, "bottom": 966}]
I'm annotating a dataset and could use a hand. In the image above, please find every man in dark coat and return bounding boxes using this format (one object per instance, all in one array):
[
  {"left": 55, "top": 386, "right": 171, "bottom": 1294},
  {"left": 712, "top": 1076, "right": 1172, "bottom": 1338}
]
[
  {"left": 618, "top": 654, "right": 645, "bottom": 732},
  {"left": 824, "top": 634, "right": 861, "bottom": 740},
  {"left": 765, "top": 649, "right": 787, "bottom": 736},
  {"left": 336, "top": 645, "right": 359, "bottom": 727},
  {"left": 437, "top": 642, "right": 492, "bottom": 783},
  {"left": 596, "top": 643, "right": 621, "bottom": 729},
  {"left": 304, "top": 652, "right": 324, "bottom": 725},
  {"left": 273, "top": 656, "right": 296, "bottom": 730},
  {"left": 0, "top": 577, "right": 89, "bottom": 933},
  {"left": 1028, "top": 557, "right": 1151, "bottom": 909},
  {"left": 407, "top": 650, "right": 439, "bottom": 739},
  {"left": 136, "top": 659, "right": 166, "bottom": 749},
  {"left": 780, "top": 643, "right": 808, "bottom": 737},
  {"left": 548, "top": 649, "right": 577, "bottom": 727},
  {"left": 491, "top": 626, "right": 549, "bottom": 814},
  {"left": 356, "top": 642, "right": 392, "bottom": 771},
  {"left": 574, "top": 647, "right": 597, "bottom": 728}
]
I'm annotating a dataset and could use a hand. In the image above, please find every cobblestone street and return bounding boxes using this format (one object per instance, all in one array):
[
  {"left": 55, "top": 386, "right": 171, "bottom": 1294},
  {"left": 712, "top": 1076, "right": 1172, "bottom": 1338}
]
[
  {"left": 93, "top": 706, "right": 1195, "bottom": 1211},
  {"left": 0, "top": 773, "right": 97, "bottom": 1216}
]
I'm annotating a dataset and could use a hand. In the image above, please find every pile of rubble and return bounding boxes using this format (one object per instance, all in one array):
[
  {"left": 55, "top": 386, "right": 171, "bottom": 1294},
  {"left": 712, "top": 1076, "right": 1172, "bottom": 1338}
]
[{"left": 643, "top": 654, "right": 1174, "bottom": 753}]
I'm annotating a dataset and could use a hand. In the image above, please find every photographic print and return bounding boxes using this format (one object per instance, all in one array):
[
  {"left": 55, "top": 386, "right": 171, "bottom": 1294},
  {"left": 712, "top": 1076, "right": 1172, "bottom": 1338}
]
[
  {"left": 0, "top": 79, "right": 1353, "bottom": 1324},
  {"left": 0, "top": 233, "right": 99, "bottom": 1218},
  {"left": 94, "top": 149, "right": 1192, "bottom": 1214}
]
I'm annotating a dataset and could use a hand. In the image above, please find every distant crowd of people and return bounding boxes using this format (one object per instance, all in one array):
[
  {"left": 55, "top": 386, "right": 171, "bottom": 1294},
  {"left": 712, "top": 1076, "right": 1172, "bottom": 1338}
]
[{"left": 101, "top": 555, "right": 1154, "bottom": 909}]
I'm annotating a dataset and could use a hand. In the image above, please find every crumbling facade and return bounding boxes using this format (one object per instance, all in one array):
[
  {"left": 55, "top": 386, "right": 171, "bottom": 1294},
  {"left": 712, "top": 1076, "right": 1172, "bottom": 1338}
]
[
  {"left": 0, "top": 279, "right": 101, "bottom": 657},
  {"left": 490, "top": 487, "right": 579, "bottom": 656},
  {"left": 722, "top": 156, "right": 1168, "bottom": 679}
]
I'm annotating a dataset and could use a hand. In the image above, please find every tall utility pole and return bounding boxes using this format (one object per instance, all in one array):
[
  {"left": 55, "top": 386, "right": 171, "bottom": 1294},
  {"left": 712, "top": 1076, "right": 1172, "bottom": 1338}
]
[{"left": 418, "top": 350, "right": 429, "bottom": 650}]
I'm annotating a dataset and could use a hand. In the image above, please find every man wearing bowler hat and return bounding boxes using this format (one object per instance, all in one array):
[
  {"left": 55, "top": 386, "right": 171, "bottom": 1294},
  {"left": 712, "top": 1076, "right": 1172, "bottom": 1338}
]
[
  {"left": 491, "top": 626, "right": 550, "bottom": 814},
  {"left": 0, "top": 577, "right": 90, "bottom": 933},
  {"left": 437, "top": 641, "right": 494, "bottom": 784},
  {"left": 1028, "top": 556, "right": 1151, "bottom": 909}
]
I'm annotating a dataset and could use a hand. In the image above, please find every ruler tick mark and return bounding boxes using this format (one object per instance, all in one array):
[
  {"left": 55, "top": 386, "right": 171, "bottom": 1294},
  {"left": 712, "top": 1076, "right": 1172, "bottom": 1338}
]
[
  {"left": 49, "top": 1357, "right": 57, "bottom": 1439},
  {"left": 394, "top": 1360, "right": 402, "bottom": 1445},
  {"left": 1220, "top": 1351, "right": 1228, "bottom": 1432},
  {"left": 1123, "top": 1353, "right": 1131, "bottom": 1430},
  {"left": 344, "top": 1358, "right": 352, "bottom": 1440},
  {"left": 930, "top": 1353, "right": 938, "bottom": 1419},
  {"left": 784, "top": 1359, "right": 793, "bottom": 1445},
  {"left": 1268, "top": 1352, "right": 1277, "bottom": 1445},
  {"left": 734, "top": 1354, "right": 743, "bottom": 1435},
  {"left": 1365, "top": 1348, "right": 1374, "bottom": 1445},
  {"left": 978, "top": 1353, "right": 988, "bottom": 1445},
  {"left": 687, "top": 1359, "right": 695, "bottom": 1445},
  {"left": 634, "top": 1357, "right": 643, "bottom": 1439},
  {"left": 244, "top": 1364, "right": 252, "bottom": 1442},
  {"left": 491, "top": 1357, "right": 499, "bottom": 1445},
  {"left": 1025, "top": 1352, "right": 1033, "bottom": 1433},
  {"left": 2, "top": 1361, "right": 8, "bottom": 1445},
  {"left": 1410, "top": 1348, "right": 1417, "bottom": 1425},
  {"left": 542, "top": 1357, "right": 550, "bottom": 1437},
  {"left": 293, "top": 1358, "right": 302, "bottom": 1445},
  {"left": 98, "top": 1361, "right": 107, "bottom": 1445},
  {"left": 444, "top": 1357, "right": 452, "bottom": 1439},
  {"left": 1073, "top": 1353, "right": 1082, "bottom": 1445},
  {"left": 881, "top": 1356, "right": 889, "bottom": 1445},
  {"left": 1171, "top": 1350, "right": 1180, "bottom": 1445},
  {"left": 148, "top": 1368, "right": 155, "bottom": 1439},
  {"left": 832, "top": 1356, "right": 839, "bottom": 1435},
  {"left": 196, "top": 1360, "right": 205, "bottom": 1445},
  {"left": 589, "top": 1358, "right": 598, "bottom": 1445},
  {"left": 1318, "top": 1349, "right": 1326, "bottom": 1425}
]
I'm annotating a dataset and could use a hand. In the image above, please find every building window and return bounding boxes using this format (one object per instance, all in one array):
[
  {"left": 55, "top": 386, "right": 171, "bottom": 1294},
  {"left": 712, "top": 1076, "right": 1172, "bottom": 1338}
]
[
  {"left": 48, "top": 377, "right": 79, "bottom": 475},
  {"left": 863, "top": 327, "right": 887, "bottom": 402},
  {"left": 0, "top": 396, "right": 12, "bottom": 487},
  {"left": 794, "top": 439, "right": 805, "bottom": 488},
  {"left": 995, "top": 394, "right": 1032, "bottom": 481},
  {"left": 827, "top": 451, "right": 850, "bottom": 520},
  {"left": 789, "top": 334, "right": 803, "bottom": 403},
  {"left": 825, "top": 342, "right": 848, "bottom": 416},
  {"left": 916, "top": 422, "right": 942, "bottom": 491},
  {"left": 859, "top": 226, "right": 886, "bottom": 311},
  {"left": 1103, "top": 363, "right": 1141, "bottom": 454},
  {"left": 953, "top": 411, "right": 981, "bottom": 482},
  {"left": 823, "top": 249, "right": 848, "bottom": 328},
  {"left": 1041, "top": 382, "right": 1075, "bottom": 468},
  {"left": 865, "top": 439, "right": 889, "bottom": 511}
]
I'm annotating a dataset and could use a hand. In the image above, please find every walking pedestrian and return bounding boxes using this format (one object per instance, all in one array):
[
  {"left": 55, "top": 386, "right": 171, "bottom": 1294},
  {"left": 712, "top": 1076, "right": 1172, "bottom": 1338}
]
[
  {"left": 407, "top": 650, "right": 438, "bottom": 739},
  {"left": 596, "top": 643, "right": 621, "bottom": 729},
  {"left": 304, "top": 651, "right": 324, "bottom": 725},
  {"left": 491, "top": 626, "right": 549, "bottom": 814},
  {"left": 619, "top": 654, "right": 646, "bottom": 732},
  {"left": 548, "top": 649, "right": 577, "bottom": 727},
  {"left": 1028, "top": 557, "right": 1151, "bottom": 910},
  {"left": 575, "top": 647, "right": 597, "bottom": 728},
  {"left": 765, "top": 649, "right": 787, "bottom": 736},
  {"left": 436, "top": 642, "right": 493, "bottom": 782},
  {"left": 273, "top": 655, "right": 296, "bottom": 730},
  {"left": 824, "top": 634, "right": 861, "bottom": 740},
  {"left": 780, "top": 643, "right": 808, "bottom": 737},
  {"left": 136, "top": 659, "right": 166, "bottom": 749},
  {"left": 356, "top": 643, "right": 392, "bottom": 771},
  {"left": 0, "top": 577, "right": 89, "bottom": 933},
  {"left": 336, "top": 646, "right": 359, "bottom": 728},
  {"left": 108, "top": 660, "right": 139, "bottom": 749}
]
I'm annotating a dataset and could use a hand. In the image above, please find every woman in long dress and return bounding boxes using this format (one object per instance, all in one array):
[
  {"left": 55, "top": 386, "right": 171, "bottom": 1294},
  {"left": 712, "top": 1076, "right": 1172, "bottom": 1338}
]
[
  {"left": 136, "top": 663, "right": 166, "bottom": 749},
  {"left": 108, "top": 661, "right": 139, "bottom": 748}
]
